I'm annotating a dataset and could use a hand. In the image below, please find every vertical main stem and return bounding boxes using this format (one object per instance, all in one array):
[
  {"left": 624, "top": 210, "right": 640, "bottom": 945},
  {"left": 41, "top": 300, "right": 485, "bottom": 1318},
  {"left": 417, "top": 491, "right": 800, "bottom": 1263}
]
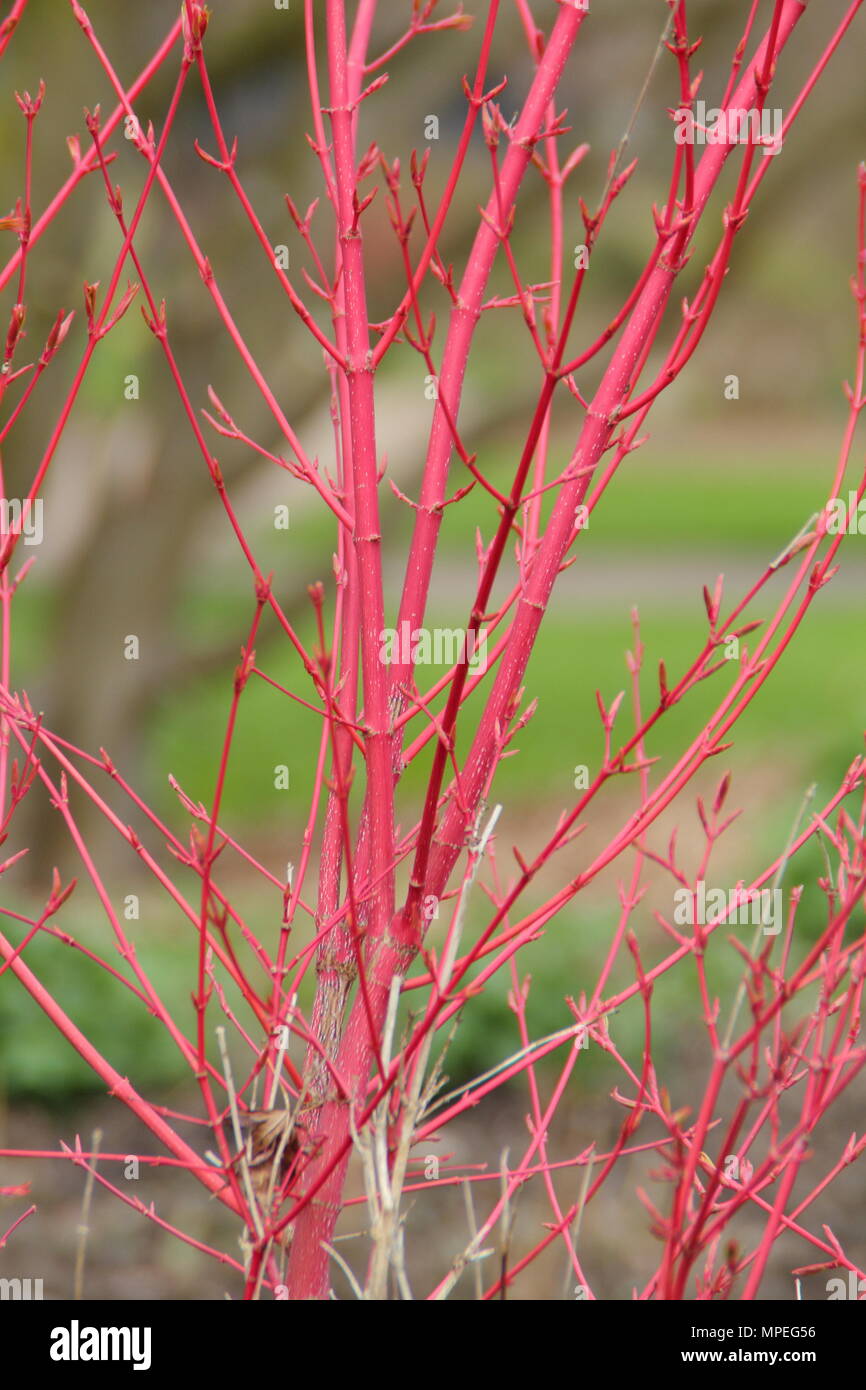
[
  {"left": 285, "top": 0, "right": 399, "bottom": 1300},
  {"left": 391, "top": 4, "right": 587, "bottom": 710}
]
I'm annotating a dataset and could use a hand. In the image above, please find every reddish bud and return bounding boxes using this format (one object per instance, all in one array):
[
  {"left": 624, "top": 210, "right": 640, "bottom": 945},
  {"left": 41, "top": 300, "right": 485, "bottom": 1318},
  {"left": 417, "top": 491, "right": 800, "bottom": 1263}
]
[
  {"left": 4, "top": 302, "right": 25, "bottom": 358},
  {"left": 713, "top": 772, "right": 732, "bottom": 815},
  {"left": 83, "top": 280, "right": 99, "bottom": 326},
  {"left": 43, "top": 309, "right": 75, "bottom": 360}
]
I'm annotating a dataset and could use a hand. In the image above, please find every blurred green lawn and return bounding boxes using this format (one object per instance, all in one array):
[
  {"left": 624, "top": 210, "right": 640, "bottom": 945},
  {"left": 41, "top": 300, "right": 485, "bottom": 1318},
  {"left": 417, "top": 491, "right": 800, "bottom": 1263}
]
[{"left": 148, "top": 439, "right": 864, "bottom": 821}]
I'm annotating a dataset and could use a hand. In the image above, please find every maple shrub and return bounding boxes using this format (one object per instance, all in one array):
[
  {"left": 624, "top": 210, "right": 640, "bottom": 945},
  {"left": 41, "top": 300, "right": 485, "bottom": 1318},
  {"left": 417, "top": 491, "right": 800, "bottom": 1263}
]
[{"left": 1, "top": 0, "right": 866, "bottom": 1302}]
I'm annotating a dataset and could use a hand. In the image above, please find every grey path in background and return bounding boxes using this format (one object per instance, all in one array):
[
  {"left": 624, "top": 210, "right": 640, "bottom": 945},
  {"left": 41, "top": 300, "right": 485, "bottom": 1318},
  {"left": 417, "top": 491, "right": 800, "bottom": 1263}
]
[{"left": 382, "top": 554, "right": 866, "bottom": 611}]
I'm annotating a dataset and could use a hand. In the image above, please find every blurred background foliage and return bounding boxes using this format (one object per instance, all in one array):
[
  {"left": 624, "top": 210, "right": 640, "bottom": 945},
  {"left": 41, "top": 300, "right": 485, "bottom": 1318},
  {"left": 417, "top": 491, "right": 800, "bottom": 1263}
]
[{"left": 0, "top": 0, "right": 864, "bottom": 1124}]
